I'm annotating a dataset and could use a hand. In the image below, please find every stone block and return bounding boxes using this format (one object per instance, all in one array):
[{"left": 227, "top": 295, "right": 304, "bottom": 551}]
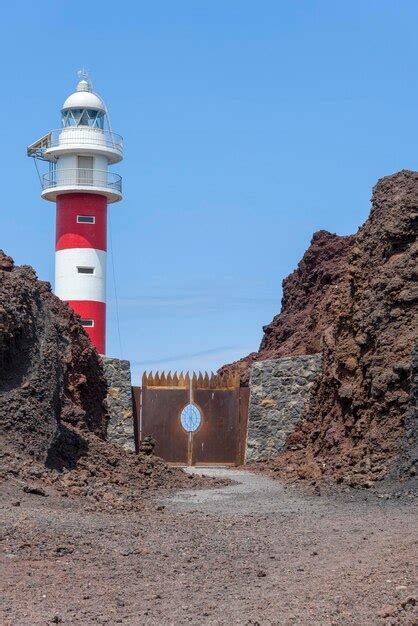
[
  {"left": 101, "top": 356, "right": 135, "bottom": 452},
  {"left": 246, "top": 354, "right": 322, "bottom": 462}
]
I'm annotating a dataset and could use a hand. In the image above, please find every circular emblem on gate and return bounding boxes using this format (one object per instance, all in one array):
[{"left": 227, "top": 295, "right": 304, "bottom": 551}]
[{"left": 180, "top": 404, "right": 202, "bottom": 432}]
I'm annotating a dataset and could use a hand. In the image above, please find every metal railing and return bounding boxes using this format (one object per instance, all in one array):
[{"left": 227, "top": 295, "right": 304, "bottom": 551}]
[
  {"left": 42, "top": 169, "right": 122, "bottom": 193},
  {"left": 43, "top": 128, "right": 123, "bottom": 156}
]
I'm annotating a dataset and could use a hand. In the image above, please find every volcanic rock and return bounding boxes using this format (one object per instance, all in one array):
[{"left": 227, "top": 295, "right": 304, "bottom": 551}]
[
  {"left": 238, "top": 170, "right": 417, "bottom": 484},
  {"left": 0, "top": 250, "right": 108, "bottom": 462},
  {"left": 287, "top": 170, "right": 417, "bottom": 484},
  {"left": 0, "top": 252, "right": 217, "bottom": 508},
  {"left": 220, "top": 230, "right": 354, "bottom": 385}
]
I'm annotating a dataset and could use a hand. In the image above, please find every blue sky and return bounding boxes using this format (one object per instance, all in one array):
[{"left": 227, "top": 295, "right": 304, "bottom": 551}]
[{"left": 1, "top": 1, "right": 417, "bottom": 383}]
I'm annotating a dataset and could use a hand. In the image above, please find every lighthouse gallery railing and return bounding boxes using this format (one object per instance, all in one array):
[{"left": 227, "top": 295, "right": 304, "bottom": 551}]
[
  {"left": 30, "top": 128, "right": 123, "bottom": 158},
  {"left": 42, "top": 169, "right": 122, "bottom": 193}
]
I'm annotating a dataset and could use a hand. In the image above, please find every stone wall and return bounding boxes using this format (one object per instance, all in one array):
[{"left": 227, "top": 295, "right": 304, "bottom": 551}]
[
  {"left": 101, "top": 356, "right": 135, "bottom": 451},
  {"left": 395, "top": 344, "right": 418, "bottom": 482},
  {"left": 247, "top": 355, "right": 322, "bottom": 462}
]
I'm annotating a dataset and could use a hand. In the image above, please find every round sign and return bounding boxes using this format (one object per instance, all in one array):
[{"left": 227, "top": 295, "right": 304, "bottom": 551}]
[{"left": 180, "top": 404, "right": 202, "bottom": 432}]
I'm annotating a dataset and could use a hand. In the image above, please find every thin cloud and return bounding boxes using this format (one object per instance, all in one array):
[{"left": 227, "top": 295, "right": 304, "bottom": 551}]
[
  {"left": 132, "top": 345, "right": 239, "bottom": 367},
  {"left": 109, "top": 292, "right": 279, "bottom": 312}
]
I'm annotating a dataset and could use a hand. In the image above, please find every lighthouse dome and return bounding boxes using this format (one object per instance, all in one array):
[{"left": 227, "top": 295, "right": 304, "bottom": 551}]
[
  {"left": 61, "top": 78, "right": 107, "bottom": 129},
  {"left": 61, "top": 80, "right": 105, "bottom": 112}
]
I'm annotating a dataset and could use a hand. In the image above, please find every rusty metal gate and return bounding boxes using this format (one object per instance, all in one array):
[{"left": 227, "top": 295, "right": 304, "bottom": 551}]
[{"left": 134, "top": 371, "right": 249, "bottom": 466}]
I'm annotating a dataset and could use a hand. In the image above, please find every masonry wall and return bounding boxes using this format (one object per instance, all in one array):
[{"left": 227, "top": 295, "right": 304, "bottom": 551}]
[
  {"left": 394, "top": 344, "right": 418, "bottom": 481},
  {"left": 101, "top": 356, "right": 135, "bottom": 451},
  {"left": 247, "top": 355, "right": 322, "bottom": 462}
]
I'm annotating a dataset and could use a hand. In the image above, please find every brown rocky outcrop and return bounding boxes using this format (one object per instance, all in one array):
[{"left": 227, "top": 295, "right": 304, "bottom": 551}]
[
  {"left": 0, "top": 251, "right": 108, "bottom": 462},
  {"left": 220, "top": 230, "right": 354, "bottom": 384},
  {"left": 240, "top": 170, "right": 417, "bottom": 484},
  {"left": 0, "top": 252, "right": 215, "bottom": 507},
  {"left": 281, "top": 170, "right": 417, "bottom": 484}
]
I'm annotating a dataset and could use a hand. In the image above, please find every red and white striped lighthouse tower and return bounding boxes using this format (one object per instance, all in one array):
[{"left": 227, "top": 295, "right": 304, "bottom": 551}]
[{"left": 28, "top": 73, "right": 123, "bottom": 354}]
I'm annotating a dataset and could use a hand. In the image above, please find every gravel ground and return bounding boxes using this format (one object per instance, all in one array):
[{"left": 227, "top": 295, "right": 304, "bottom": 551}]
[
  {"left": 166, "top": 467, "right": 326, "bottom": 514},
  {"left": 2, "top": 468, "right": 417, "bottom": 625}
]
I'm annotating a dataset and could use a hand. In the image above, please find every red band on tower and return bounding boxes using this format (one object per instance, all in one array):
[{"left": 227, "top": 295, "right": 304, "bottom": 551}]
[
  {"left": 56, "top": 193, "right": 107, "bottom": 251},
  {"left": 67, "top": 300, "right": 106, "bottom": 355}
]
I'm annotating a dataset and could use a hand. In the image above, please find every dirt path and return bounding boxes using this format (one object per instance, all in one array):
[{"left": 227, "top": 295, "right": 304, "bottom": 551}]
[
  {"left": 2, "top": 469, "right": 417, "bottom": 625},
  {"left": 166, "top": 467, "right": 327, "bottom": 514}
]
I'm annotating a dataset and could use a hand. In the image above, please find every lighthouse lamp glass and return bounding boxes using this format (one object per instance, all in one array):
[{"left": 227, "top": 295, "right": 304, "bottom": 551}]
[{"left": 61, "top": 109, "right": 105, "bottom": 129}]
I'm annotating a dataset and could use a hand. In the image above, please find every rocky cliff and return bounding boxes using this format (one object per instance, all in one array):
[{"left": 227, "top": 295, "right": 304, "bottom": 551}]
[
  {"left": 220, "top": 230, "right": 354, "bottom": 384},
  {"left": 0, "top": 250, "right": 108, "bottom": 462},
  {"left": 282, "top": 170, "right": 417, "bottom": 485},
  {"left": 0, "top": 252, "right": 211, "bottom": 509},
  {"left": 222, "top": 170, "right": 417, "bottom": 484}
]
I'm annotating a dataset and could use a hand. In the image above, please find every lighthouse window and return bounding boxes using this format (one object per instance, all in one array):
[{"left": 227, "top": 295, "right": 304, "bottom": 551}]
[
  {"left": 61, "top": 110, "right": 76, "bottom": 127},
  {"left": 77, "top": 266, "right": 95, "bottom": 274},
  {"left": 87, "top": 110, "right": 104, "bottom": 129},
  {"left": 80, "top": 319, "right": 94, "bottom": 327},
  {"left": 77, "top": 215, "right": 95, "bottom": 224},
  {"left": 61, "top": 109, "right": 104, "bottom": 129},
  {"left": 80, "top": 110, "right": 90, "bottom": 126}
]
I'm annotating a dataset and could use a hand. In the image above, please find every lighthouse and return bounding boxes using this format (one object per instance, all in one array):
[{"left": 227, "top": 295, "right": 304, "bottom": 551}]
[{"left": 27, "top": 73, "right": 123, "bottom": 354}]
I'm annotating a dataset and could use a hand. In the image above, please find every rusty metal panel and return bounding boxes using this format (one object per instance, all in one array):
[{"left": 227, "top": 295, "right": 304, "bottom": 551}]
[
  {"left": 142, "top": 371, "right": 190, "bottom": 388},
  {"left": 139, "top": 370, "right": 250, "bottom": 466},
  {"left": 192, "top": 388, "right": 241, "bottom": 465},
  {"left": 141, "top": 387, "right": 189, "bottom": 463}
]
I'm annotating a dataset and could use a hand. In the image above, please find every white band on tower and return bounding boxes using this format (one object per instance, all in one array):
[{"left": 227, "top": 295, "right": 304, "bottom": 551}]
[{"left": 55, "top": 248, "right": 107, "bottom": 303}]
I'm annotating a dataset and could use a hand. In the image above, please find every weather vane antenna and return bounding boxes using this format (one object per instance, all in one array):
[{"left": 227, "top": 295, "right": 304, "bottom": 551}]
[
  {"left": 77, "top": 67, "right": 90, "bottom": 81},
  {"left": 77, "top": 67, "right": 93, "bottom": 90}
]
